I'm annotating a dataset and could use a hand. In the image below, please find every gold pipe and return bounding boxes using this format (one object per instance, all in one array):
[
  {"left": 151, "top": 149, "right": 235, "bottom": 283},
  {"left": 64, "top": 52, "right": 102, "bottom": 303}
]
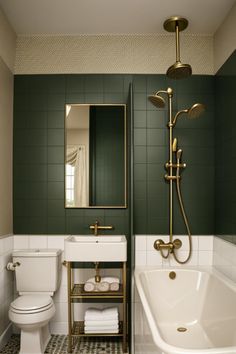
[
  {"left": 168, "top": 91, "right": 173, "bottom": 243},
  {"left": 122, "top": 262, "right": 127, "bottom": 353},
  {"left": 176, "top": 23, "right": 180, "bottom": 62},
  {"left": 67, "top": 262, "right": 72, "bottom": 353}
]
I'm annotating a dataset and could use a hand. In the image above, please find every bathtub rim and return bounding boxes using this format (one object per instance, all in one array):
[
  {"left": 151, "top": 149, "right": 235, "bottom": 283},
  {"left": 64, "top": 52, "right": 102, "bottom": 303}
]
[{"left": 134, "top": 266, "right": 236, "bottom": 354}]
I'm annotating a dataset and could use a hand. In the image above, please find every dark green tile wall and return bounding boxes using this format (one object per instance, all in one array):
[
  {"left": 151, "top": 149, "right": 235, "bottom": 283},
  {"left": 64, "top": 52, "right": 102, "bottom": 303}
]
[
  {"left": 133, "top": 74, "right": 215, "bottom": 235},
  {"left": 13, "top": 74, "right": 130, "bottom": 236},
  {"left": 215, "top": 50, "right": 236, "bottom": 245},
  {"left": 13, "top": 73, "right": 215, "bottom": 236}
]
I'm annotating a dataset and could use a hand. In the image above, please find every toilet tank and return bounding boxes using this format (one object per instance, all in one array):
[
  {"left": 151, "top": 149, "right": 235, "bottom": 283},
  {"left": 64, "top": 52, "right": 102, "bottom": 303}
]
[{"left": 12, "top": 249, "right": 62, "bottom": 295}]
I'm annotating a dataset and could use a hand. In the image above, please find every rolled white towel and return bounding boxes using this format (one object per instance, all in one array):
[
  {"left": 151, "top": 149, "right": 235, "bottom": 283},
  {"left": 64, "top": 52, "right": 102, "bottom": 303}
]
[
  {"left": 84, "top": 325, "right": 119, "bottom": 331},
  {"left": 84, "top": 329, "right": 119, "bottom": 334},
  {"left": 85, "top": 307, "right": 118, "bottom": 321},
  {"left": 109, "top": 282, "right": 119, "bottom": 291},
  {"left": 102, "top": 276, "right": 119, "bottom": 284},
  {"left": 84, "top": 282, "right": 95, "bottom": 292},
  {"left": 84, "top": 319, "right": 118, "bottom": 327},
  {"left": 96, "top": 281, "right": 109, "bottom": 292}
]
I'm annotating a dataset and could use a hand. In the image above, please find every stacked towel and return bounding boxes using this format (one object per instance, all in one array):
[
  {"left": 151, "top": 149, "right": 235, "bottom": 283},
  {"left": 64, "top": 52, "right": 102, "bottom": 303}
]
[
  {"left": 84, "top": 307, "right": 119, "bottom": 334},
  {"left": 84, "top": 276, "right": 120, "bottom": 292}
]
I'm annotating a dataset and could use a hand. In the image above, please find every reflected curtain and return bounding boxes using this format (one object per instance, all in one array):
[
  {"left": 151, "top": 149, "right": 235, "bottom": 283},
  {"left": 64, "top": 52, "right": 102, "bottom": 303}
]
[{"left": 66, "top": 145, "right": 88, "bottom": 207}]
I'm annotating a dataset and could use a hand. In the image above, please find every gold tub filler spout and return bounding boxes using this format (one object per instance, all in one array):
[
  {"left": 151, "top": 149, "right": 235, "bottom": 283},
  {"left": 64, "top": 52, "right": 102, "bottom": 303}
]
[{"left": 89, "top": 220, "right": 113, "bottom": 236}]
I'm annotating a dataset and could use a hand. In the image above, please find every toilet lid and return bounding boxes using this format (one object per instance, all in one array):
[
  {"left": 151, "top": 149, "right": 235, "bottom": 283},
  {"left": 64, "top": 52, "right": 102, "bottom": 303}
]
[{"left": 11, "top": 295, "right": 53, "bottom": 312}]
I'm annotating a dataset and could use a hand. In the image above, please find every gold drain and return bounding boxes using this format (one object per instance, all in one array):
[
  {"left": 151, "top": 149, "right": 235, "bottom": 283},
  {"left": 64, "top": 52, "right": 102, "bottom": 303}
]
[{"left": 177, "top": 327, "right": 187, "bottom": 332}]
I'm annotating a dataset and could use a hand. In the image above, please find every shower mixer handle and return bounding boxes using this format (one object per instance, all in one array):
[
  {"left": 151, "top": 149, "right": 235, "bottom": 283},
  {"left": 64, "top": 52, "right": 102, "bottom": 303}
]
[
  {"left": 154, "top": 238, "right": 182, "bottom": 253},
  {"left": 165, "top": 162, "right": 186, "bottom": 169}
]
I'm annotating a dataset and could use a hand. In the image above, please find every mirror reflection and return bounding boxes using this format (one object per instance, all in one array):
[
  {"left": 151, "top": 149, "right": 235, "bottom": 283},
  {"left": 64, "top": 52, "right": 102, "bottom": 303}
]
[{"left": 65, "top": 104, "right": 126, "bottom": 208}]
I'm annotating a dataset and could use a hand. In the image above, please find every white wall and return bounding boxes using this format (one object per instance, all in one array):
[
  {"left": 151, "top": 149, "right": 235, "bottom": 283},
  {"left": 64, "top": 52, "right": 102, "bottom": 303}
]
[{"left": 214, "top": 2, "right": 236, "bottom": 73}]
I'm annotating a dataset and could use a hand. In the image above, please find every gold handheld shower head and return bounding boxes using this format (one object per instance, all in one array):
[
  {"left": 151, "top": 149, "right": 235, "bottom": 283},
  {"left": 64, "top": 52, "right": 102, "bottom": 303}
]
[
  {"left": 164, "top": 16, "right": 192, "bottom": 80},
  {"left": 172, "top": 103, "right": 205, "bottom": 126},
  {"left": 187, "top": 103, "right": 205, "bottom": 119}
]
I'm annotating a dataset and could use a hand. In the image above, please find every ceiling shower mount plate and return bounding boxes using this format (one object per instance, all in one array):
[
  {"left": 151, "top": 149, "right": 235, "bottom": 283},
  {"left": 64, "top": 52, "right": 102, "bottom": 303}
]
[{"left": 163, "top": 16, "right": 188, "bottom": 32}]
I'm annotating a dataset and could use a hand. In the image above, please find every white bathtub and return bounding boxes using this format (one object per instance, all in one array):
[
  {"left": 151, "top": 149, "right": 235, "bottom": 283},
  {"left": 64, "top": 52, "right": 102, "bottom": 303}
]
[{"left": 134, "top": 267, "right": 236, "bottom": 354}]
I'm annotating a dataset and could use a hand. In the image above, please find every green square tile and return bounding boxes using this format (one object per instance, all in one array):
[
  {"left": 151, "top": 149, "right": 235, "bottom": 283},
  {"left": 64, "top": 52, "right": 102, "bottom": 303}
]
[
  {"left": 48, "top": 199, "right": 66, "bottom": 216},
  {"left": 66, "top": 216, "right": 87, "bottom": 234},
  {"left": 28, "top": 182, "right": 47, "bottom": 199},
  {"left": 28, "top": 217, "right": 47, "bottom": 233},
  {"left": 27, "top": 182, "right": 47, "bottom": 199},
  {"left": 28, "top": 165, "right": 47, "bottom": 182},
  {"left": 134, "top": 164, "right": 147, "bottom": 181},
  {"left": 47, "top": 217, "right": 66, "bottom": 233},
  {"left": 47, "top": 129, "right": 64, "bottom": 146},
  {"left": 29, "top": 93, "right": 47, "bottom": 111},
  {"left": 134, "top": 181, "right": 146, "bottom": 199},
  {"left": 134, "top": 128, "right": 146, "bottom": 146},
  {"left": 28, "top": 112, "right": 47, "bottom": 129},
  {"left": 48, "top": 147, "right": 64, "bottom": 164},
  {"left": 133, "top": 93, "right": 147, "bottom": 110},
  {"left": 48, "top": 164, "right": 64, "bottom": 181},
  {"left": 48, "top": 94, "right": 65, "bottom": 110},
  {"left": 14, "top": 111, "right": 29, "bottom": 129},
  {"left": 147, "top": 129, "right": 166, "bottom": 146},
  {"left": 28, "top": 75, "right": 49, "bottom": 92},
  {"left": 146, "top": 75, "right": 167, "bottom": 94},
  {"left": 14, "top": 94, "right": 29, "bottom": 111},
  {"left": 147, "top": 217, "right": 168, "bottom": 234},
  {"left": 14, "top": 200, "right": 29, "bottom": 217},
  {"left": 85, "top": 76, "right": 103, "bottom": 92},
  {"left": 65, "top": 93, "right": 85, "bottom": 104},
  {"left": 47, "top": 181, "right": 64, "bottom": 199},
  {"left": 104, "top": 76, "right": 124, "bottom": 92},
  {"left": 147, "top": 110, "right": 167, "bottom": 128},
  {"left": 14, "top": 75, "right": 29, "bottom": 93},
  {"left": 27, "top": 129, "right": 47, "bottom": 146},
  {"left": 134, "top": 111, "right": 146, "bottom": 128},
  {"left": 147, "top": 146, "right": 166, "bottom": 164},
  {"left": 28, "top": 200, "right": 47, "bottom": 217},
  {"left": 85, "top": 93, "right": 103, "bottom": 103},
  {"left": 14, "top": 181, "right": 29, "bottom": 199},
  {"left": 103, "top": 93, "right": 124, "bottom": 103},
  {"left": 48, "top": 111, "right": 65, "bottom": 129},
  {"left": 66, "top": 75, "right": 85, "bottom": 93},
  {"left": 14, "top": 217, "right": 29, "bottom": 234},
  {"left": 134, "top": 146, "right": 146, "bottom": 163},
  {"left": 133, "top": 75, "right": 147, "bottom": 93},
  {"left": 47, "top": 75, "right": 66, "bottom": 93},
  {"left": 147, "top": 164, "right": 164, "bottom": 181}
]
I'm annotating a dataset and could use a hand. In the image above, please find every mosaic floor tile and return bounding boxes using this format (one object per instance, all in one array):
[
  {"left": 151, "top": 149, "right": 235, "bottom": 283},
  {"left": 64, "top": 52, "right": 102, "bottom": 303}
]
[{"left": 0, "top": 335, "right": 127, "bottom": 354}]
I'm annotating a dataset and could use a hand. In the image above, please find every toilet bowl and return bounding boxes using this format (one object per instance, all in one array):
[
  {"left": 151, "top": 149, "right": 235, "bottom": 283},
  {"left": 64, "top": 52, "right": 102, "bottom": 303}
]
[
  {"left": 8, "top": 249, "right": 62, "bottom": 354},
  {"left": 9, "top": 295, "right": 55, "bottom": 354}
]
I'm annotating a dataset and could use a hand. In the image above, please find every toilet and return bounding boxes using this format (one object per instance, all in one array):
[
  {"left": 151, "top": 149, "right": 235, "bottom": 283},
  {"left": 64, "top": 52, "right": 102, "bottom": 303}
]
[{"left": 8, "top": 249, "right": 62, "bottom": 354}]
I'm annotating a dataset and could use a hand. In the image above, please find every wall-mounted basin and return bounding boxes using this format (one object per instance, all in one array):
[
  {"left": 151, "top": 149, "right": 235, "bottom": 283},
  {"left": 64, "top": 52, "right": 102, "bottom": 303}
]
[{"left": 64, "top": 235, "right": 127, "bottom": 262}]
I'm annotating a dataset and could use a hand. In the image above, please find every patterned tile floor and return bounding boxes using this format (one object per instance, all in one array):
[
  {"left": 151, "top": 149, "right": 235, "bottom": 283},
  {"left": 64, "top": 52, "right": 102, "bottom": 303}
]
[{"left": 0, "top": 335, "right": 127, "bottom": 354}]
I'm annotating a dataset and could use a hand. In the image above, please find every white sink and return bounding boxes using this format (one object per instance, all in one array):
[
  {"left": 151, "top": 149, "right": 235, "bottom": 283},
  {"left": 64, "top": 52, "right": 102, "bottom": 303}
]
[{"left": 64, "top": 235, "right": 127, "bottom": 262}]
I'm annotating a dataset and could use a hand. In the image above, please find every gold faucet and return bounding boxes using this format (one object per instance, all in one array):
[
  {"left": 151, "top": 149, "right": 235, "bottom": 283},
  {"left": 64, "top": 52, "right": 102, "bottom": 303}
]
[{"left": 89, "top": 220, "right": 113, "bottom": 236}]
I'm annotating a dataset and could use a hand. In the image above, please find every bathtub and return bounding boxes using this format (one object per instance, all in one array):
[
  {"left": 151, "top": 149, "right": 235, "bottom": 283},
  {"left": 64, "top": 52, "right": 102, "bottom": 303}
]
[{"left": 134, "top": 267, "right": 236, "bottom": 354}]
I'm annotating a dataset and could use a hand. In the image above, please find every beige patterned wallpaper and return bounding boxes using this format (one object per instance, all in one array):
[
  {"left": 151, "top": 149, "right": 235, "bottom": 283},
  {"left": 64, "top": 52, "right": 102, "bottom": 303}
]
[{"left": 15, "top": 34, "right": 213, "bottom": 75}]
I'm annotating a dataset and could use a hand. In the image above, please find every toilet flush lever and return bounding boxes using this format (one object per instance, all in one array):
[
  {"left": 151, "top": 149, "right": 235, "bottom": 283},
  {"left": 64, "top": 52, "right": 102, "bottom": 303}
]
[{"left": 6, "top": 262, "right": 21, "bottom": 271}]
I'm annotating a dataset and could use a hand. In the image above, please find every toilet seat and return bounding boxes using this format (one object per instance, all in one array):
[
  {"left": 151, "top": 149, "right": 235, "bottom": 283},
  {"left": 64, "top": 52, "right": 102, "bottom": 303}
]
[{"left": 10, "top": 295, "right": 53, "bottom": 314}]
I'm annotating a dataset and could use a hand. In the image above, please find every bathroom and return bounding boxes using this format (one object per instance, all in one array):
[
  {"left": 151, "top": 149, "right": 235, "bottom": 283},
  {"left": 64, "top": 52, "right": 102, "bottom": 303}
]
[{"left": 0, "top": 0, "right": 236, "bottom": 353}]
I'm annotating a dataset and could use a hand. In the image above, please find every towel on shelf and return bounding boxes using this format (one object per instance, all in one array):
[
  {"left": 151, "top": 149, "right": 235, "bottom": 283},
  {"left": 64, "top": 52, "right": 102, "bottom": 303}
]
[
  {"left": 84, "top": 277, "right": 109, "bottom": 292},
  {"left": 84, "top": 282, "right": 95, "bottom": 292},
  {"left": 84, "top": 329, "right": 119, "bottom": 334},
  {"left": 84, "top": 307, "right": 119, "bottom": 321},
  {"left": 102, "top": 276, "right": 120, "bottom": 291},
  {"left": 84, "top": 319, "right": 118, "bottom": 326},
  {"left": 84, "top": 324, "right": 119, "bottom": 331}
]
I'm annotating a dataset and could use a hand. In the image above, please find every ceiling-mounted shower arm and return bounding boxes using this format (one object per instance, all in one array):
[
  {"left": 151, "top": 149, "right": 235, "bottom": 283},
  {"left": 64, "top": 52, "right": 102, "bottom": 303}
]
[{"left": 175, "top": 22, "right": 180, "bottom": 63}]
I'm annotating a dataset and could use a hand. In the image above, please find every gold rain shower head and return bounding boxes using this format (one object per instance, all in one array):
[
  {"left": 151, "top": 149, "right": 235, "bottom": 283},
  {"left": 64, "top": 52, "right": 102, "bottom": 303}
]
[
  {"left": 148, "top": 93, "right": 166, "bottom": 108},
  {"left": 164, "top": 16, "right": 192, "bottom": 80}
]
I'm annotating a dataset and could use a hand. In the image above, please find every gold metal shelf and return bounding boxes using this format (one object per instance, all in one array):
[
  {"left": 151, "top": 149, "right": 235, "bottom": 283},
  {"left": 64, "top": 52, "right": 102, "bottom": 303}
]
[
  {"left": 71, "top": 284, "right": 124, "bottom": 299},
  {"left": 72, "top": 321, "right": 123, "bottom": 337}
]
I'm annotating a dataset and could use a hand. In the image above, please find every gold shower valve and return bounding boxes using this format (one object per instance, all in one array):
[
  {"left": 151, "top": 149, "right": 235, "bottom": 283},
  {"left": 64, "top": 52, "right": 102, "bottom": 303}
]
[
  {"left": 164, "top": 174, "right": 181, "bottom": 181},
  {"left": 165, "top": 162, "right": 186, "bottom": 169}
]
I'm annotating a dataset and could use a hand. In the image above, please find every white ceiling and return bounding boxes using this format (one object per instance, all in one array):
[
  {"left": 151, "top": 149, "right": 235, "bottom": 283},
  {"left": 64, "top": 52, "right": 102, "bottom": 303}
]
[{"left": 0, "top": 0, "right": 235, "bottom": 35}]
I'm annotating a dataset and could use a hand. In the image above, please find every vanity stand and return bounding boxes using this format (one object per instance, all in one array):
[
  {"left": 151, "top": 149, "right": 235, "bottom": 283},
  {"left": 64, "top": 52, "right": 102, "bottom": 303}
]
[{"left": 66, "top": 261, "right": 127, "bottom": 353}]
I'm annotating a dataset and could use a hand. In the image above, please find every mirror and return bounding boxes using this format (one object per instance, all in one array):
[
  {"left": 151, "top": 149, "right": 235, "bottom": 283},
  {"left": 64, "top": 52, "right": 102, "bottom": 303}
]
[{"left": 65, "top": 104, "right": 127, "bottom": 208}]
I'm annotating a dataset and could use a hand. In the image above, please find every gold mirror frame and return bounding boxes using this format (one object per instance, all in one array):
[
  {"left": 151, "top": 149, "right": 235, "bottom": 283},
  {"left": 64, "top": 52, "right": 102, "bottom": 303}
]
[{"left": 64, "top": 103, "right": 127, "bottom": 209}]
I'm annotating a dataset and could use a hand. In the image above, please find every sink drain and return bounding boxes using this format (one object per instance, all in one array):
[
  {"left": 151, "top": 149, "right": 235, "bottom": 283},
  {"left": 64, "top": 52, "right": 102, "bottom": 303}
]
[{"left": 177, "top": 327, "right": 187, "bottom": 332}]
